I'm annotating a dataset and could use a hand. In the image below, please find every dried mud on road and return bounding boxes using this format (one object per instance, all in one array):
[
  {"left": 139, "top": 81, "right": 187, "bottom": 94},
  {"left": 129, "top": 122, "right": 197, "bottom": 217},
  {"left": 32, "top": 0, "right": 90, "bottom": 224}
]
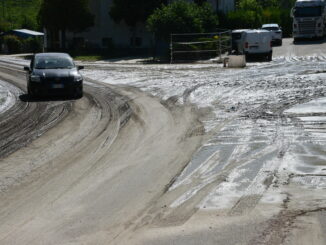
[{"left": 0, "top": 39, "right": 326, "bottom": 244}]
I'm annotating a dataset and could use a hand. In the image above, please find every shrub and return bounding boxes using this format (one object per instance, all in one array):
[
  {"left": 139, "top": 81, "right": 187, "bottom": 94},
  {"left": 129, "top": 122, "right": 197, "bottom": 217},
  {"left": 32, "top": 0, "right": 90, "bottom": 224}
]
[
  {"left": 23, "top": 38, "right": 43, "bottom": 53},
  {"left": 3, "top": 35, "right": 22, "bottom": 54}
]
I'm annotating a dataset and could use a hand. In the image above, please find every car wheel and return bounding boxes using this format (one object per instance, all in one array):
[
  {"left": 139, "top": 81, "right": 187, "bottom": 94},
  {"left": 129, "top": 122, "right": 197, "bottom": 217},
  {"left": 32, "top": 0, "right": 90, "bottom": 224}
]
[
  {"left": 74, "top": 89, "right": 83, "bottom": 99},
  {"left": 267, "top": 53, "right": 272, "bottom": 62},
  {"left": 28, "top": 87, "right": 34, "bottom": 98}
]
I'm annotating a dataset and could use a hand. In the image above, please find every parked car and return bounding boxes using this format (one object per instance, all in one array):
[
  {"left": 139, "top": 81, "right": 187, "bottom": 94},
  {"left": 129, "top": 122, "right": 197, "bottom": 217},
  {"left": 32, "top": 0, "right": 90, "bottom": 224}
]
[
  {"left": 261, "top": 23, "right": 283, "bottom": 46},
  {"left": 232, "top": 29, "right": 273, "bottom": 61},
  {"left": 24, "top": 53, "right": 84, "bottom": 98}
]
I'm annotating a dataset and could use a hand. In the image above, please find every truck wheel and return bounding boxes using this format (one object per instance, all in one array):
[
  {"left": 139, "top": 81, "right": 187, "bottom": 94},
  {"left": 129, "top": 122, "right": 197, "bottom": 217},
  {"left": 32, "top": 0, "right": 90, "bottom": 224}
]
[{"left": 293, "top": 38, "right": 298, "bottom": 44}]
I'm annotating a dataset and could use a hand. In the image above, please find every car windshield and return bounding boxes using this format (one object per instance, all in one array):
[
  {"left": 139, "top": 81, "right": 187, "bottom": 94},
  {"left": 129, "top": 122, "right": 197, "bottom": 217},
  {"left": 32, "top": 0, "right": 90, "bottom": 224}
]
[
  {"left": 263, "top": 27, "right": 279, "bottom": 31},
  {"left": 294, "top": 7, "right": 322, "bottom": 17},
  {"left": 34, "top": 56, "right": 75, "bottom": 69}
]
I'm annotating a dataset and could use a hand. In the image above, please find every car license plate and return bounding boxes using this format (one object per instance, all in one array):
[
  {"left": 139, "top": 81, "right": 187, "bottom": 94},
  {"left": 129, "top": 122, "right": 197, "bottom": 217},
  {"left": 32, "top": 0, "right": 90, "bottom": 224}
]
[{"left": 52, "top": 84, "right": 64, "bottom": 89}]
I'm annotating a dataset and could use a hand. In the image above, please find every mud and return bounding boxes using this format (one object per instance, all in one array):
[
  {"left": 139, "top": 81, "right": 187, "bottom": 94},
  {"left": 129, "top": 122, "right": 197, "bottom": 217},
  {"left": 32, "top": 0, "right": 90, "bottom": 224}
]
[{"left": 0, "top": 39, "right": 326, "bottom": 244}]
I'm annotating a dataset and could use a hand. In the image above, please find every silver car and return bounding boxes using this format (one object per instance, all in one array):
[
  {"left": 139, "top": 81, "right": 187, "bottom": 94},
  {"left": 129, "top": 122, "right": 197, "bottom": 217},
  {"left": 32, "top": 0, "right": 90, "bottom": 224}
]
[{"left": 262, "top": 23, "right": 283, "bottom": 46}]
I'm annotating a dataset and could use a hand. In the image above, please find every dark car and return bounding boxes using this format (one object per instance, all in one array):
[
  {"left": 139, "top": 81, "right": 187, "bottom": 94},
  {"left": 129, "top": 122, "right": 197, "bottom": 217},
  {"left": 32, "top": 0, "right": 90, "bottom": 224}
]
[{"left": 24, "top": 53, "right": 84, "bottom": 98}]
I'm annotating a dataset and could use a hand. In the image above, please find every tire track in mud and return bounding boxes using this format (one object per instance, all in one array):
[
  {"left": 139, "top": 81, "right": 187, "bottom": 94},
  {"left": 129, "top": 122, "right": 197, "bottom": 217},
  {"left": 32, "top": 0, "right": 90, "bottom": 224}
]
[
  {"left": 0, "top": 59, "right": 206, "bottom": 244},
  {"left": 0, "top": 66, "right": 72, "bottom": 160},
  {"left": 0, "top": 62, "right": 132, "bottom": 194},
  {"left": 129, "top": 57, "right": 326, "bottom": 227}
]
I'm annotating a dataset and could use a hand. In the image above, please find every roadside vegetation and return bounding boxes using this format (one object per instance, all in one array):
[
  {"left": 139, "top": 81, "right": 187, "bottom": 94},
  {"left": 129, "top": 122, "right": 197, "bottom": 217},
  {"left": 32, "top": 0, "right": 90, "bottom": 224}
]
[{"left": 0, "top": 0, "right": 42, "bottom": 54}]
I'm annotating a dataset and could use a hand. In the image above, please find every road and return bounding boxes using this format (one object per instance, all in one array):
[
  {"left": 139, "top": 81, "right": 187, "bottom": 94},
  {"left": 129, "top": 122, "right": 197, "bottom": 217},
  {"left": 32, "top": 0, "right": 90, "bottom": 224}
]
[{"left": 0, "top": 38, "right": 325, "bottom": 244}]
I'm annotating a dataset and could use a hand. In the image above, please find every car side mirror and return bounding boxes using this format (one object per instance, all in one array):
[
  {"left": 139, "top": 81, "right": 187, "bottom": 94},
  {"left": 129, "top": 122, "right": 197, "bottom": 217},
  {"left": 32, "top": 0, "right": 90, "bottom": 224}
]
[
  {"left": 24, "top": 66, "right": 30, "bottom": 71},
  {"left": 78, "top": 66, "right": 84, "bottom": 70}
]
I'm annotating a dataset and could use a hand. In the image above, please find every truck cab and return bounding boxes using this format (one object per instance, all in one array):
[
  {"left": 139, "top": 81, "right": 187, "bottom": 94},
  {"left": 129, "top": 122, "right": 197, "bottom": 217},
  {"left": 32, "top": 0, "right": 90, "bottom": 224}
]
[{"left": 291, "top": 0, "right": 326, "bottom": 41}]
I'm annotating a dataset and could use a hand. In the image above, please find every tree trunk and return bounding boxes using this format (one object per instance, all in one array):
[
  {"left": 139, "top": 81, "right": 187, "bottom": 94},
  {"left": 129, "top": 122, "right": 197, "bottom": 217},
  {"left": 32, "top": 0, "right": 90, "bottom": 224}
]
[
  {"left": 130, "top": 26, "right": 136, "bottom": 53},
  {"left": 61, "top": 28, "right": 66, "bottom": 50}
]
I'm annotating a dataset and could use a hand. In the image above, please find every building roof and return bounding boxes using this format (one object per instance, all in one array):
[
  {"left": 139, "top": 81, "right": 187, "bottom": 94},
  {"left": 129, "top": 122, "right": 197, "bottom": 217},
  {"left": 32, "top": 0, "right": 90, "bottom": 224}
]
[{"left": 14, "top": 29, "right": 44, "bottom": 36}]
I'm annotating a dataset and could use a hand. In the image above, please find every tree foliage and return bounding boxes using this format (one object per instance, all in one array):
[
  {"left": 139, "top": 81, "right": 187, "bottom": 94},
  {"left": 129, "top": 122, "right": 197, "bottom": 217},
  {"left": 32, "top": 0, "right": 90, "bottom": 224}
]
[
  {"left": 39, "top": 0, "right": 94, "bottom": 33},
  {"left": 147, "top": 1, "right": 219, "bottom": 40},
  {"left": 224, "top": 0, "right": 296, "bottom": 37},
  {"left": 0, "top": 0, "right": 41, "bottom": 32},
  {"left": 238, "top": 0, "right": 262, "bottom": 11},
  {"left": 109, "top": 0, "right": 167, "bottom": 27}
]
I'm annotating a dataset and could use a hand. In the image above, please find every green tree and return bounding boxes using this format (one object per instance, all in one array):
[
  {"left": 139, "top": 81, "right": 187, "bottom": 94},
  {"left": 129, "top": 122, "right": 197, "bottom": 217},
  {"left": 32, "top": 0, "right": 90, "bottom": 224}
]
[
  {"left": 38, "top": 0, "right": 94, "bottom": 49},
  {"left": 238, "top": 0, "right": 262, "bottom": 11},
  {"left": 147, "top": 1, "right": 219, "bottom": 40},
  {"left": 109, "top": 0, "right": 167, "bottom": 46},
  {"left": 224, "top": 0, "right": 294, "bottom": 37}
]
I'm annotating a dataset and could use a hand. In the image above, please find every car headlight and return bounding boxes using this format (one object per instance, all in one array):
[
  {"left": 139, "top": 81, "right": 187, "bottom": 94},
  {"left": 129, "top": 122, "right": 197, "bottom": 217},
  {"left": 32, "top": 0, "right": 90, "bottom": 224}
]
[
  {"left": 74, "top": 75, "right": 83, "bottom": 82},
  {"left": 31, "top": 75, "right": 41, "bottom": 82}
]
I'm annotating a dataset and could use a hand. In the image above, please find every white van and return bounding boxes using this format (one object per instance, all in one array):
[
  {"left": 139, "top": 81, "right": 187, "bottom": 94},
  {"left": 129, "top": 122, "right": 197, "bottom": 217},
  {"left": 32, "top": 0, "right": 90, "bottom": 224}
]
[
  {"left": 262, "top": 24, "right": 282, "bottom": 46},
  {"left": 232, "top": 29, "right": 273, "bottom": 61}
]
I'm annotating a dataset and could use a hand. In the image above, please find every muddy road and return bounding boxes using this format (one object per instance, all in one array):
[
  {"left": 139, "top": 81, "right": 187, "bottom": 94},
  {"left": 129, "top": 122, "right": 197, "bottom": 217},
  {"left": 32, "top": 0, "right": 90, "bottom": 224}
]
[{"left": 0, "top": 38, "right": 326, "bottom": 244}]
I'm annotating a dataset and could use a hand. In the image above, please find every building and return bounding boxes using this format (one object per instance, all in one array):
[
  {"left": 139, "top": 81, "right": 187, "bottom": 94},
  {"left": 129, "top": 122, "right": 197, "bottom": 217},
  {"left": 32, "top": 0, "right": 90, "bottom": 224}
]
[{"left": 47, "top": 0, "right": 235, "bottom": 51}]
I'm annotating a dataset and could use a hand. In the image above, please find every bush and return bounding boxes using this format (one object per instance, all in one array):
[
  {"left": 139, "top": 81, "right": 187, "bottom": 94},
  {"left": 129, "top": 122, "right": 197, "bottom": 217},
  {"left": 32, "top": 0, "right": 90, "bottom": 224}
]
[
  {"left": 3, "top": 35, "right": 22, "bottom": 54},
  {"left": 23, "top": 38, "right": 43, "bottom": 53}
]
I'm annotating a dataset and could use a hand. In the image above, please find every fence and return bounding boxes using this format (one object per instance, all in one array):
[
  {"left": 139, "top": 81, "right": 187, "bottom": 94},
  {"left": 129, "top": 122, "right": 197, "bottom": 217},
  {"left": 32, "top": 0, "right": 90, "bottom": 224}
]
[{"left": 170, "top": 30, "right": 232, "bottom": 63}]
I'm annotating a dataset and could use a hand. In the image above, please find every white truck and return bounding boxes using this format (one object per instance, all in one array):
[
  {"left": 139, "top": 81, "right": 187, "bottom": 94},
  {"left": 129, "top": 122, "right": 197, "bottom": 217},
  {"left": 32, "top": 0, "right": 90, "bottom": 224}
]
[
  {"left": 291, "top": 0, "right": 326, "bottom": 41},
  {"left": 232, "top": 29, "right": 273, "bottom": 61}
]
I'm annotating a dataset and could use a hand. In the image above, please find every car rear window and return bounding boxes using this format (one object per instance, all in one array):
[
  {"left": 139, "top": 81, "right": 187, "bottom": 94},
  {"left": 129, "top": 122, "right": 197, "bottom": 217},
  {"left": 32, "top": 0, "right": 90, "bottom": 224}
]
[
  {"left": 34, "top": 56, "right": 75, "bottom": 69},
  {"left": 232, "top": 33, "right": 242, "bottom": 40}
]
